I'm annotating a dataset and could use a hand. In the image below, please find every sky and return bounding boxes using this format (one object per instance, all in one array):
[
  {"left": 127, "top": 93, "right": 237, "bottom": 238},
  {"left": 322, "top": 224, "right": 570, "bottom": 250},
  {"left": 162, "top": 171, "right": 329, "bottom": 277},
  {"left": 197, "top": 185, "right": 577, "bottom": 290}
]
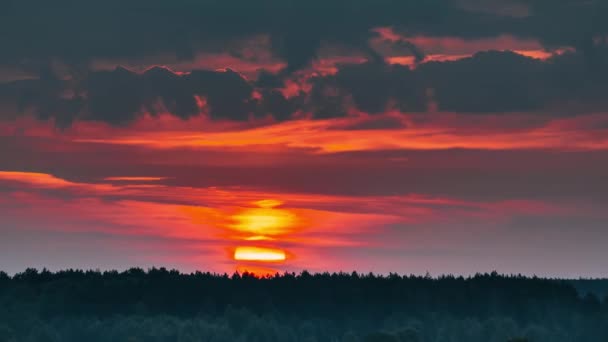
[{"left": 1, "top": 0, "right": 608, "bottom": 277}]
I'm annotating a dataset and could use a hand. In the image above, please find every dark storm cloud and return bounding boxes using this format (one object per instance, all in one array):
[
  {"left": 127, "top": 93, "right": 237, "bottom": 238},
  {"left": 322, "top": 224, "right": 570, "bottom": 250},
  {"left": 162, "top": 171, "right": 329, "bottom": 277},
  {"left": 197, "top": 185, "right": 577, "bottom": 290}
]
[
  {"left": 1, "top": 0, "right": 607, "bottom": 126},
  {"left": 417, "top": 51, "right": 550, "bottom": 113},
  {"left": 2, "top": 47, "right": 608, "bottom": 125},
  {"left": 0, "top": 0, "right": 444, "bottom": 72},
  {"left": 308, "top": 62, "right": 428, "bottom": 115},
  {"left": 398, "top": 0, "right": 608, "bottom": 53},
  {"left": 1, "top": 0, "right": 606, "bottom": 73},
  {"left": 0, "top": 66, "right": 266, "bottom": 126},
  {"left": 307, "top": 46, "right": 608, "bottom": 116},
  {"left": 519, "top": 0, "right": 608, "bottom": 51}
]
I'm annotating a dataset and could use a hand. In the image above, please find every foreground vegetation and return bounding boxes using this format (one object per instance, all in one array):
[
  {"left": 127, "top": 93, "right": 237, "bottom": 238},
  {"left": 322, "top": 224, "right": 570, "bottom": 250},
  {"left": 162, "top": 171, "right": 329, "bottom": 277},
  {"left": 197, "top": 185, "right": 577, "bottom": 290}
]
[{"left": 0, "top": 268, "right": 606, "bottom": 342}]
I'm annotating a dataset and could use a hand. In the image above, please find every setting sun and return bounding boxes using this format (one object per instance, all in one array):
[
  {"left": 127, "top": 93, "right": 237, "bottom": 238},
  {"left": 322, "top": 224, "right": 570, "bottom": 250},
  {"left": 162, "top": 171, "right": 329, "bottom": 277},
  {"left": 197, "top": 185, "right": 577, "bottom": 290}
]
[
  {"left": 233, "top": 246, "right": 287, "bottom": 262},
  {"left": 229, "top": 207, "right": 297, "bottom": 236}
]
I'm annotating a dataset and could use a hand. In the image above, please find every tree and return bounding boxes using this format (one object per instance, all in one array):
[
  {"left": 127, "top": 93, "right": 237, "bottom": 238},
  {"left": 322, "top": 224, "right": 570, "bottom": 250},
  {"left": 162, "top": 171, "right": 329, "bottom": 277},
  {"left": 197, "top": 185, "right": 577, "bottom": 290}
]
[
  {"left": 0, "top": 325, "right": 16, "bottom": 342},
  {"left": 363, "top": 332, "right": 399, "bottom": 342},
  {"left": 396, "top": 328, "right": 420, "bottom": 342}
]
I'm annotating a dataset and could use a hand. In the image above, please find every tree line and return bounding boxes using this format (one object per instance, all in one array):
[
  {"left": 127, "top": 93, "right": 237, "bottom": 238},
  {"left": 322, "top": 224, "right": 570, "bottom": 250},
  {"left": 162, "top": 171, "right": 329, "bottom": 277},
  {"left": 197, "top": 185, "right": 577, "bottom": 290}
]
[{"left": 0, "top": 268, "right": 606, "bottom": 342}]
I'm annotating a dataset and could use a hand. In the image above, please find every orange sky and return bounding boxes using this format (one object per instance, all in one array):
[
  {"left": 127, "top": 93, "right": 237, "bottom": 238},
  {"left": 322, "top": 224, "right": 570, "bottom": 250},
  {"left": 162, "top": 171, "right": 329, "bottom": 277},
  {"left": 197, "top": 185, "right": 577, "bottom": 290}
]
[
  {"left": 1, "top": 163, "right": 606, "bottom": 276},
  {"left": 2, "top": 27, "right": 608, "bottom": 277},
  {"left": 4, "top": 111, "right": 608, "bottom": 154}
]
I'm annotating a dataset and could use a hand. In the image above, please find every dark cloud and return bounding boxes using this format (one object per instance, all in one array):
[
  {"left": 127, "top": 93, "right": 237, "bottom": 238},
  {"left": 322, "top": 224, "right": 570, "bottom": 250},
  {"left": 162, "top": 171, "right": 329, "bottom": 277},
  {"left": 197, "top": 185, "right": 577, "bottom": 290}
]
[
  {"left": 1, "top": 0, "right": 606, "bottom": 126},
  {"left": 1, "top": 0, "right": 606, "bottom": 75},
  {"left": 1, "top": 66, "right": 265, "bottom": 125},
  {"left": 307, "top": 47, "right": 608, "bottom": 116},
  {"left": 309, "top": 61, "right": 428, "bottom": 115},
  {"left": 520, "top": 0, "right": 608, "bottom": 51},
  {"left": 2, "top": 46, "right": 608, "bottom": 125},
  {"left": 0, "top": 0, "right": 438, "bottom": 73},
  {"left": 418, "top": 51, "right": 545, "bottom": 112},
  {"left": 254, "top": 89, "right": 299, "bottom": 121}
]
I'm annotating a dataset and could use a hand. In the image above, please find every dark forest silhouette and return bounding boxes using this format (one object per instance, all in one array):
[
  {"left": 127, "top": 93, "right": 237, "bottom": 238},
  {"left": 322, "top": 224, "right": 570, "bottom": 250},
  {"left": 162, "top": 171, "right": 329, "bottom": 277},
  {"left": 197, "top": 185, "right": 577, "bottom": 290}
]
[{"left": 0, "top": 268, "right": 606, "bottom": 342}]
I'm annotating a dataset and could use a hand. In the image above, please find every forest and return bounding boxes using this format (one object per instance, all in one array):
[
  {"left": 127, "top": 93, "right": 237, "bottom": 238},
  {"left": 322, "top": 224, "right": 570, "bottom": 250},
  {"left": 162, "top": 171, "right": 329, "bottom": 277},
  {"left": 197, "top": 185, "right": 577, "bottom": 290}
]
[{"left": 0, "top": 268, "right": 606, "bottom": 342}]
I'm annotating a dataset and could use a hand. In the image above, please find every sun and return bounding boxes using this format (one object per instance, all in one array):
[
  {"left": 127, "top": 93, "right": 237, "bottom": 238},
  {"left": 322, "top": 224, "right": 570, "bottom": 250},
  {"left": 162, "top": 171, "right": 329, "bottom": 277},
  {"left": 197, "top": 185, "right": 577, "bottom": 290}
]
[
  {"left": 233, "top": 246, "right": 287, "bottom": 262},
  {"left": 228, "top": 199, "right": 297, "bottom": 236},
  {"left": 227, "top": 199, "right": 297, "bottom": 272}
]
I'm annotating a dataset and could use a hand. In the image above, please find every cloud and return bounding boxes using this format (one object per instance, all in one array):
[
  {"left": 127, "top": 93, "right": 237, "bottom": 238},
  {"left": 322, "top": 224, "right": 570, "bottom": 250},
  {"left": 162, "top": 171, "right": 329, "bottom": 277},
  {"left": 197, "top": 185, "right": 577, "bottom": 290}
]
[
  {"left": 326, "top": 115, "right": 408, "bottom": 130},
  {"left": 1, "top": 66, "right": 265, "bottom": 126},
  {"left": 2, "top": 112, "right": 608, "bottom": 203},
  {"left": 309, "top": 48, "right": 608, "bottom": 115},
  {"left": 1, "top": 0, "right": 608, "bottom": 127},
  {"left": 308, "top": 61, "right": 428, "bottom": 115},
  {"left": 2, "top": 0, "right": 606, "bottom": 75},
  {"left": 2, "top": 45, "right": 608, "bottom": 126}
]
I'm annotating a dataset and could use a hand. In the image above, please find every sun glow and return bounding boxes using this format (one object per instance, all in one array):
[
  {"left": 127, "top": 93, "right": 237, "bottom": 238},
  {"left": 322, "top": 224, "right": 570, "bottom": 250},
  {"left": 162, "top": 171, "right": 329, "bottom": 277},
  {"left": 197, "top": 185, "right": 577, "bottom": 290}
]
[
  {"left": 104, "top": 177, "right": 168, "bottom": 182},
  {"left": 229, "top": 201, "right": 297, "bottom": 236},
  {"left": 229, "top": 199, "right": 295, "bottom": 270},
  {"left": 233, "top": 246, "right": 287, "bottom": 262},
  {"left": 253, "top": 199, "right": 283, "bottom": 208},
  {"left": 236, "top": 265, "right": 280, "bottom": 277}
]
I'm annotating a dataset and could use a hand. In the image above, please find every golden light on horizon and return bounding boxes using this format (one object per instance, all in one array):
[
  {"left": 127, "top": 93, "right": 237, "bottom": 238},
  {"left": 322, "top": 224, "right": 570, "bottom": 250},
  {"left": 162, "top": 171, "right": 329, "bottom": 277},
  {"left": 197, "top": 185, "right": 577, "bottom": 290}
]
[
  {"left": 244, "top": 235, "right": 276, "bottom": 241},
  {"left": 229, "top": 200, "right": 294, "bottom": 272},
  {"left": 233, "top": 246, "right": 287, "bottom": 262},
  {"left": 236, "top": 265, "right": 280, "bottom": 277},
  {"left": 229, "top": 205, "right": 297, "bottom": 236},
  {"left": 253, "top": 199, "right": 283, "bottom": 208}
]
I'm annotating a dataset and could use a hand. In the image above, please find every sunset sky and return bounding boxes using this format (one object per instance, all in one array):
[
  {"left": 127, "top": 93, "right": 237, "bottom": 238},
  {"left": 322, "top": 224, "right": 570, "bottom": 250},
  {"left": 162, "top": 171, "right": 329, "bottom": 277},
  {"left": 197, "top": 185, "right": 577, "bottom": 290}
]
[{"left": 1, "top": 0, "right": 608, "bottom": 277}]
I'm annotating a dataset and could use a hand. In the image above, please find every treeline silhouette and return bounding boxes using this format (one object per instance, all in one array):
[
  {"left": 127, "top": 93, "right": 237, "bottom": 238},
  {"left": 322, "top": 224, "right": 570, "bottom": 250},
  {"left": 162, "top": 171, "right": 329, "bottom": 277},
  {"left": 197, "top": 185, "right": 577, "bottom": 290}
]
[
  {"left": 569, "top": 279, "right": 608, "bottom": 300},
  {"left": 0, "top": 268, "right": 606, "bottom": 342}
]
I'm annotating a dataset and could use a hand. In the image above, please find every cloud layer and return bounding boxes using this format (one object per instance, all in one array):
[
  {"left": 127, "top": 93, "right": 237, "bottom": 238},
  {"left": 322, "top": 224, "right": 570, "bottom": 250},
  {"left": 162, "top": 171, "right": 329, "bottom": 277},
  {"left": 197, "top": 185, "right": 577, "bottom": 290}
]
[
  {"left": 2, "top": 48, "right": 608, "bottom": 126},
  {"left": 2, "top": 0, "right": 606, "bottom": 68}
]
